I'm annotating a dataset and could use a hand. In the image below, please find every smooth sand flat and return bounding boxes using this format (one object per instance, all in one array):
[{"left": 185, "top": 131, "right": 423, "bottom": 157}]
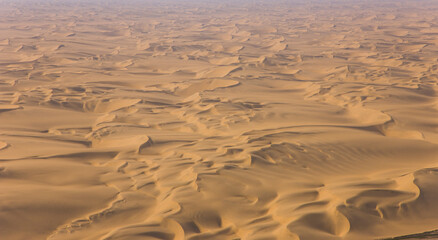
[{"left": 1, "top": 0, "right": 438, "bottom": 239}]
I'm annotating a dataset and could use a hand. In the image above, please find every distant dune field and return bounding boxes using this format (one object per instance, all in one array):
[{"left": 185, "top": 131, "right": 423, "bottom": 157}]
[{"left": 1, "top": 0, "right": 438, "bottom": 239}]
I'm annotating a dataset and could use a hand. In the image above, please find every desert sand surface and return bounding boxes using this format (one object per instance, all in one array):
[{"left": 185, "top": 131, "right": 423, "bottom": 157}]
[{"left": 1, "top": 0, "right": 438, "bottom": 239}]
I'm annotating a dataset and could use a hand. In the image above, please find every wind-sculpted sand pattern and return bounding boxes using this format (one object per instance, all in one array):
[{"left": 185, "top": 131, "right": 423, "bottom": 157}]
[{"left": 1, "top": 0, "right": 438, "bottom": 239}]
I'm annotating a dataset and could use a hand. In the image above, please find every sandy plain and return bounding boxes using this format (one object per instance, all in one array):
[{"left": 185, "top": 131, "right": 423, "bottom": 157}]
[{"left": 1, "top": 0, "right": 438, "bottom": 239}]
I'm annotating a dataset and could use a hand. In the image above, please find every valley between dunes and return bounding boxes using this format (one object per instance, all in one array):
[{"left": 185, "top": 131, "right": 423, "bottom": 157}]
[{"left": 1, "top": 0, "right": 438, "bottom": 239}]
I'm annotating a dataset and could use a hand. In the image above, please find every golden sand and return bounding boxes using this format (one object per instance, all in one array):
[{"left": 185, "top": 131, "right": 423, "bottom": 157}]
[{"left": 1, "top": 1, "right": 438, "bottom": 239}]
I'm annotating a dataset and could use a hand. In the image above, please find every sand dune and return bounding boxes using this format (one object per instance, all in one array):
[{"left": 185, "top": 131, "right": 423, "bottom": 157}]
[{"left": 1, "top": 0, "right": 438, "bottom": 239}]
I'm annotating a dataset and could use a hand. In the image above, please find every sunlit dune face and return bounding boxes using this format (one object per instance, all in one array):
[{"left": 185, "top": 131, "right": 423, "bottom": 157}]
[{"left": 1, "top": 0, "right": 438, "bottom": 239}]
